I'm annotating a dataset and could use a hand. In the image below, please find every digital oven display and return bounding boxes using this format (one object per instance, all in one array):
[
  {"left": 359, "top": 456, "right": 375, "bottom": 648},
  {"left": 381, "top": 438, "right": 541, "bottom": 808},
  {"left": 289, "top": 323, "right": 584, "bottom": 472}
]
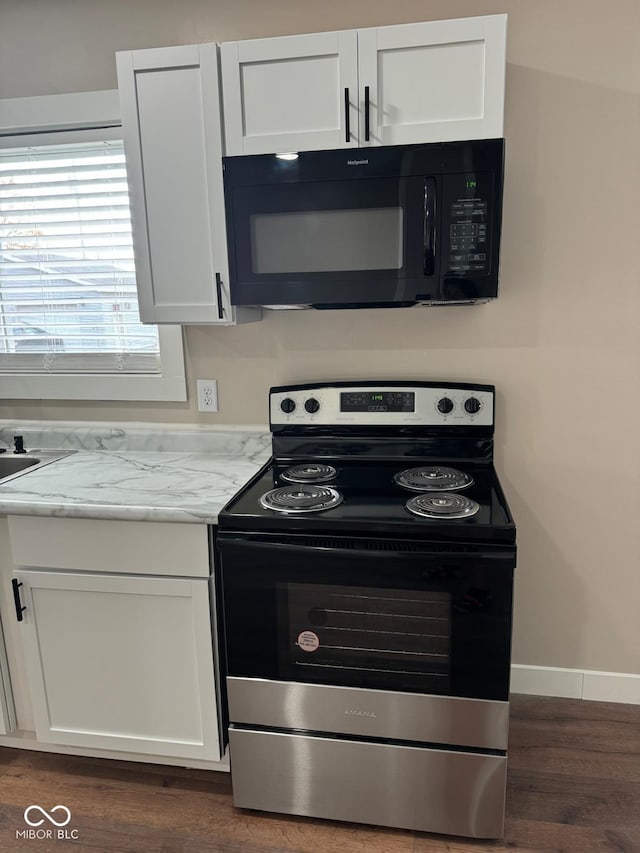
[{"left": 340, "top": 391, "right": 415, "bottom": 413}]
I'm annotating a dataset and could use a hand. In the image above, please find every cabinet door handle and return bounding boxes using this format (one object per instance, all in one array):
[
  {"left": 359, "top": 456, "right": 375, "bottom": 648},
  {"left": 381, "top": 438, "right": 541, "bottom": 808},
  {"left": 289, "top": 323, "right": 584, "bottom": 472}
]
[
  {"left": 12, "top": 579, "right": 26, "bottom": 622},
  {"left": 344, "top": 88, "right": 351, "bottom": 143},
  {"left": 215, "top": 273, "right": 225, "bottom": 320},
  {"left": 364, "top": 86, "right": 370, "bottom": 142}
]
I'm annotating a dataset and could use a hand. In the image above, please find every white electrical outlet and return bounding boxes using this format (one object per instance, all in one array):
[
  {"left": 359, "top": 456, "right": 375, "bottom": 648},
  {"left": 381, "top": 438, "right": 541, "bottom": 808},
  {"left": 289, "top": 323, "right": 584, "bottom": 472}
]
[{"left": 196, "top": 379, "right": 218, "bottom": 412}]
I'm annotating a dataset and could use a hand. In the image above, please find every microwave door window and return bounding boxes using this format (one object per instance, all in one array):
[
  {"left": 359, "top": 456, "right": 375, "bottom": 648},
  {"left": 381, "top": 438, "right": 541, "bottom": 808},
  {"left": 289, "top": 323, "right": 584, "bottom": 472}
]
[{"left": 250, "top": 207, "right": 404, "bottom": 274}]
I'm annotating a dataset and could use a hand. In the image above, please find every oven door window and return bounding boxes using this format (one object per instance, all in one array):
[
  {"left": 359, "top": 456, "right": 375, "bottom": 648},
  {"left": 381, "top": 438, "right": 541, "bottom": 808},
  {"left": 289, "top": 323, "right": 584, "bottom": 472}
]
[{"left": 285, "top": 583, "right": 451, "bottom": 693}]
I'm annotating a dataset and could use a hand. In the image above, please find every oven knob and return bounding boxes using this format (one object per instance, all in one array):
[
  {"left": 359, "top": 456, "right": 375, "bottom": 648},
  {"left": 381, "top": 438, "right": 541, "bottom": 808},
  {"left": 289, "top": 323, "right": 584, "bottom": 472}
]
[
  {"left": 304, "top": 397, "right": 320, "bottom": 414},
  {"left": 280, "top": 397, "right": 296, "bottom": 414},
  {"left": 437, "top": 397, "right": 454, "bottom": 414},
  {"left": 464, "top": 397, "right": 482, "bottom": 414}
]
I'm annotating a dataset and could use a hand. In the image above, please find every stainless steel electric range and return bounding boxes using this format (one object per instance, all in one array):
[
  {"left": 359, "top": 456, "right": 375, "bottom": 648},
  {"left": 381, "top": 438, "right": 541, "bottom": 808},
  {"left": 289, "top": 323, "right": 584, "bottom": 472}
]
[{"left": 217, "top": 381, "right": 516, "bottom": 839}]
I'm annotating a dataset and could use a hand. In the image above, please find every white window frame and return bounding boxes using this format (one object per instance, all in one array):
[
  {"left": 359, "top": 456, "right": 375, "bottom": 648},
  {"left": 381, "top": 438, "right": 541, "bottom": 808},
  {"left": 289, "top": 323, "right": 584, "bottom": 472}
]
[{"left": 0, "top": 90, "right": 186, "bottom": 401}]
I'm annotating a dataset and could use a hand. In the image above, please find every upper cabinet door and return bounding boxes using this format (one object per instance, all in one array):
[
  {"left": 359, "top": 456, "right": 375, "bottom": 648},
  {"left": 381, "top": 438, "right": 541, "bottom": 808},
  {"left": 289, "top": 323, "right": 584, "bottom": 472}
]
[
  {"left": 117, "top": 44, "right": 237, "bottom": 324},
  {"left": 221, "top": 31, "right": 359, "bottom": 155},
  {"left": 357, "top": 15, "right": 507, "bottom": 146}
]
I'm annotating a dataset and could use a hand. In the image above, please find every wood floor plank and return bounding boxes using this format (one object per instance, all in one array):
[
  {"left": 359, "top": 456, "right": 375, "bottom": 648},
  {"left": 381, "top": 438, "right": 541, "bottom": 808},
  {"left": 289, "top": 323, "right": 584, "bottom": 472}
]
[
  {"left": 502, "top": 818, "right": 640, "bottom": 853},
  {"left": 507, "top": 769, "right": 640, "bottom": 828},
  {"left": 0, "top": 745, "right": 20, "bottom": 778},
  {"left": 413, "top": 818, "right": 640, "bottom": 853},
  {"left": 190, "top": 808, "right": 416, "bottom": 853},
  {"left": 508, "top": 695, "right": 640, "bottom": 783},
  {"left": 0, "top": 805, "right": 296, "bottom": 853}
]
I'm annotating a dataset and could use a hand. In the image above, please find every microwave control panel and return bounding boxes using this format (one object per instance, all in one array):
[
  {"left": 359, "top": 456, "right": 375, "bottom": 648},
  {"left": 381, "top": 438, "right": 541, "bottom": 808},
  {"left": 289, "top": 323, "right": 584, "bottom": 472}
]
[{"left": 443, "top": 173, "right": 494, "bottom": 277}]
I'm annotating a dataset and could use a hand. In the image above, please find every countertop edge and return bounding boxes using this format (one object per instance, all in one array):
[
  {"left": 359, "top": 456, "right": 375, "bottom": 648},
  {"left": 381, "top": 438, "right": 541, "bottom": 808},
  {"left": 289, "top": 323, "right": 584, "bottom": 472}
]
[{"left": 0, "top": 501, "right": 221, "bottom": 525}]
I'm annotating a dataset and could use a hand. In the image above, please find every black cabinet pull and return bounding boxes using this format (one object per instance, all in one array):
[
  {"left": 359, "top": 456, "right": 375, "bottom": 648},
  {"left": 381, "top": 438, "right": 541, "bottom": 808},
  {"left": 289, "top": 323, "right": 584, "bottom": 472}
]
[
  {"left": 215, "top": 272, "right": 225, "bottom": 320},
  {"left": 344, "top": 88, "right": 350, "bottom": 143},
  {"left": 12, "top": 579, "right": 26, "bottom": 622},
  {"left": 364, "top": 86, "right": 370, "bottom": 141}
]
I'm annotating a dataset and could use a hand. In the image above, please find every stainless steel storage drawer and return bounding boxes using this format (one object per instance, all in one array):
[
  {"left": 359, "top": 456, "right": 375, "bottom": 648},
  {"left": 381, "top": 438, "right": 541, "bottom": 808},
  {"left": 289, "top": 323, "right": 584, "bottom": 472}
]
[{"left": 229, "top": 726, "right": 507, "bottom": 839}]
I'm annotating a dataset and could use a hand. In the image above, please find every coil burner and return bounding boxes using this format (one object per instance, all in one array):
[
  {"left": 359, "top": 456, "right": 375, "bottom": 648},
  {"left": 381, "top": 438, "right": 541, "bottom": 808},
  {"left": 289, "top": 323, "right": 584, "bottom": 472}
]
[
  {"left": 405, "top": 492, "right": 480, "bottom": 520},
  {"left": 394, "top": 465, "right": 473, "bottom": 492},
  {"left": 259, "top": 485, "right": 343, "bottom": 514},
  {"left": 281, "top": 463, "right": 338, "bottom": 484}
]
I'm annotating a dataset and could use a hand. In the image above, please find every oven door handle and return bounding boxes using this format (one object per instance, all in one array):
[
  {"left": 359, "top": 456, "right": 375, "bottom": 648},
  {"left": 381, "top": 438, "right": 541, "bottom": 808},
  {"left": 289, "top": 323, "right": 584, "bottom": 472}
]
[{"left": 216, "top": 532, "right": 513, "bottom": 564}]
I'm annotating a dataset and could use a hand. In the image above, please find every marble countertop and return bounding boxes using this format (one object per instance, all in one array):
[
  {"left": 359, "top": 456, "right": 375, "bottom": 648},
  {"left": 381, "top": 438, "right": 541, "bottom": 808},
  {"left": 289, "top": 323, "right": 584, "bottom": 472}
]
[{"left": 0, "top": 423, "right": 271, "bottom": 524}]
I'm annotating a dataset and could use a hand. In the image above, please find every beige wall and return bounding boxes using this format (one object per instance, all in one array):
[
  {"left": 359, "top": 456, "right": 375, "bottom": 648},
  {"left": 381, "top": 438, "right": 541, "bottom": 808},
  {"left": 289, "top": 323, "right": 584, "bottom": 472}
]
[{"left": 1, "top": 0, "right": 639, "bottom": 677}]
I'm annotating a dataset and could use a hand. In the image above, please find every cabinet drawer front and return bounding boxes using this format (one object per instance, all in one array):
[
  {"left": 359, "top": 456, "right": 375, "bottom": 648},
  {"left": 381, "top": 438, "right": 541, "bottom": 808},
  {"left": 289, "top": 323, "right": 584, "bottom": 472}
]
[{"left": 8, "top": 516, "right": 209, "bottom": 577}]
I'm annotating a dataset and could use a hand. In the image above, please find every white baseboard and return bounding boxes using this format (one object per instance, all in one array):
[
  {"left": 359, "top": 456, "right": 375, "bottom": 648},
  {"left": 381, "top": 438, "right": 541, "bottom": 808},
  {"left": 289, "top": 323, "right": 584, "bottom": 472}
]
[{"left": 511, "top": 665, "right": 640, "bottom": 705}]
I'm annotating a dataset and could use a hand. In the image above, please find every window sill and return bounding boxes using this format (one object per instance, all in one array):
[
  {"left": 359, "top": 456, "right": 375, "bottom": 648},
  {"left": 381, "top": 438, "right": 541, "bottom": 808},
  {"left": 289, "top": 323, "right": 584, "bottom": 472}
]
[{"left": 0, "top": 327, "right": 187, "bottom": 401}]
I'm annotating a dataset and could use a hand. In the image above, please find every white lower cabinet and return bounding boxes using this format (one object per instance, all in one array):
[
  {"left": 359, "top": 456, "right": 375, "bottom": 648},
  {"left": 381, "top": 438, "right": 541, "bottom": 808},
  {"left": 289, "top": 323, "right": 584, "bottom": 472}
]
[{"left": 8, "top": 517, "right": 221, "bottom": 762}]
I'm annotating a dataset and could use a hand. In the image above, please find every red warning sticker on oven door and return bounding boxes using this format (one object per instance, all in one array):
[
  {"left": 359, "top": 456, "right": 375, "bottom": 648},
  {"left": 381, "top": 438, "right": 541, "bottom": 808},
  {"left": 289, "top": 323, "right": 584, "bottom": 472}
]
[{"left": 297, "top": 631, "right": 320, "bottom": 652}]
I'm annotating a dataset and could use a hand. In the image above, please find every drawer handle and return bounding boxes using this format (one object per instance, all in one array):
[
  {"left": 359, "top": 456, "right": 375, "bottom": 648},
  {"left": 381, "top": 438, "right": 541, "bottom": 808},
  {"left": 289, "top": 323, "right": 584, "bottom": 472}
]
[{"left": 12, "top": 579, "right": 26, "bottom": 622}]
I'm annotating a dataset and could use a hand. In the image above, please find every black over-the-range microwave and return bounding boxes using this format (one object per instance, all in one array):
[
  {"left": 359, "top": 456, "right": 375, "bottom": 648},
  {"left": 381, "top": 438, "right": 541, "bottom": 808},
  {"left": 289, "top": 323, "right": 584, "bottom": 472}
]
[{"left": 222, "top": 138, "right": 504, "bottom": 310}]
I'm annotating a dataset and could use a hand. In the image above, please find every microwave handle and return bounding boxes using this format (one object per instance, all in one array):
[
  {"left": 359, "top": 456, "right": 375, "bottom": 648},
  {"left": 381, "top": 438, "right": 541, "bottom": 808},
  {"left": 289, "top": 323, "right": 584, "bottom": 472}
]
[{"left": 423, "top": 178, "right": 436, "bottom": 276}]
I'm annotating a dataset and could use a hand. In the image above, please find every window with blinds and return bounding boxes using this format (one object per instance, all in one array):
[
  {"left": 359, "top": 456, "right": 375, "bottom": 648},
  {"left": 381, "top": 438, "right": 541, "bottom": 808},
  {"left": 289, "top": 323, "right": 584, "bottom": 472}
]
[{"left": 0, "top": 139, "right": 160, "bottom": 374}]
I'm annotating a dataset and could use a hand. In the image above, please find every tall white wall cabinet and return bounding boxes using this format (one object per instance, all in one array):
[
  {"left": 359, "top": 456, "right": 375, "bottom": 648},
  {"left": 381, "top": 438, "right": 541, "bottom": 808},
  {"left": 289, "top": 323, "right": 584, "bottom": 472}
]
[{"left": 116, "top": 44, "right": 259, "bottom": 325}]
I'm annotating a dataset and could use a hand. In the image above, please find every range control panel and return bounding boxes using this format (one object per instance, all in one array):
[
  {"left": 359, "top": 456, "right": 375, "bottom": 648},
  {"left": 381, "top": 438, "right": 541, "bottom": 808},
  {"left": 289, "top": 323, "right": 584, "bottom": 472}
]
[{"left": 270, "top": 384, "right": 494, "bottom": 427}]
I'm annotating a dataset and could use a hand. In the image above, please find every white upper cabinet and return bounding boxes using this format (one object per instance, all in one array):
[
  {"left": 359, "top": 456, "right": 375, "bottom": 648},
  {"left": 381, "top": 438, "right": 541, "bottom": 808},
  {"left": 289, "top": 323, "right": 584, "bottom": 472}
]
[
  {"left": 221, "top": 31, "right": 359, "bottom": 154},
  {"left": 221, "top": 15, "right": 506, "bottom": 155},
  {"left": 358, "top": 16, "right": 506, "bottom": 146},
  {"left": 116, "top": 44, "right": 259, "bottom": 325}
]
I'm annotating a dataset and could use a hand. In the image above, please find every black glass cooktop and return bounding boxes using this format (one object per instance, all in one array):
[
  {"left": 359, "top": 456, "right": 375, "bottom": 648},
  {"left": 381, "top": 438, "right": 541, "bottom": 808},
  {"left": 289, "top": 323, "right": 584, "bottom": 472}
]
[{"left": 219, "top": 459, "right": 515, "bottom": 544}]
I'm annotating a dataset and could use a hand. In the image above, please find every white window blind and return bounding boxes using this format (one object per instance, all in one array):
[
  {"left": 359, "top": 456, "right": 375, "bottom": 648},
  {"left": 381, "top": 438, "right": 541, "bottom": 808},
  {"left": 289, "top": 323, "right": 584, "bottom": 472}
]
[{"left": 0, "top": 138, "right": 160, "bottom": 374}]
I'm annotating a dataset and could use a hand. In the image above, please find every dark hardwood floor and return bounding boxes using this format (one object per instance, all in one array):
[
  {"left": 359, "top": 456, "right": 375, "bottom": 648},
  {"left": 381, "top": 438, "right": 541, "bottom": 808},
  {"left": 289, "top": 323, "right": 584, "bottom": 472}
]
[{"left": 0, "top": 694, "right": 637, "bottom": 852}]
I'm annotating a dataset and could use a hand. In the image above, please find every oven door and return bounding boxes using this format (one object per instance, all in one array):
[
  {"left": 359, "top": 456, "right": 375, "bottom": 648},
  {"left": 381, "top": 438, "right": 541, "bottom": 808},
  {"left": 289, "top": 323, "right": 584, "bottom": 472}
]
[{"left": 217, "top": 531, "right": 514, "bottom": 703}]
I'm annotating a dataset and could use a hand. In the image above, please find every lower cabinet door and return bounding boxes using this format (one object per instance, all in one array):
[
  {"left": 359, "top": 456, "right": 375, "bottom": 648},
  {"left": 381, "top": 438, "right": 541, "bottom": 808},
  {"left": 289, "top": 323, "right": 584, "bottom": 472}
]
[{"left": 14, "top": 570, "right": 220, "bottom": 761}]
